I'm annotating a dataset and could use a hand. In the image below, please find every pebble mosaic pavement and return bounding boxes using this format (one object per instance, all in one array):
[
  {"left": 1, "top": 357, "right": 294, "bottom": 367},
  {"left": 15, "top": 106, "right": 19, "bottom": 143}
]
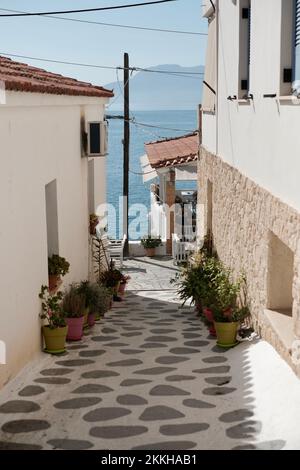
[{"left": 0, "top": 258, "right": 290, "bottom": 450}]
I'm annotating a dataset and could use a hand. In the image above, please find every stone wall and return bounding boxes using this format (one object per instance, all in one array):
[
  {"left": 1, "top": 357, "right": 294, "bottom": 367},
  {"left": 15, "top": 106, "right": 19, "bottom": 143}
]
[{"left": 198, "top": 146, "right": 300, "bottom": 375}]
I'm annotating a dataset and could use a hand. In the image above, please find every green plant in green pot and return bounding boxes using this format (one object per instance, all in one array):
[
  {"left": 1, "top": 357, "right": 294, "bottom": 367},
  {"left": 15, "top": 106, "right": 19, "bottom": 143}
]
[
  {"left": 48, "top": 254, "right": 70, "bottom": 292},
  {"left": 141, "top": 235, "right": 162, "bottom": 257},
  {"left": 62, "top": 285, "right": 86, "bottom": 341},
  {"left": 212, "top": 272, "right": 250, "bottom": 348},
  {"left": 39, "top": 285, "right": 67, "bottom": 354}
]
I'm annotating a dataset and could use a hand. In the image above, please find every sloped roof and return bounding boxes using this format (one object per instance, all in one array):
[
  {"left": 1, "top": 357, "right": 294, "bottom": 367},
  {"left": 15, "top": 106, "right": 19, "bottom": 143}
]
[
  {"left": 0, "top": 56, "right": 114, "bottom": 98},
  {"left": 145, "top": 132, "right": 199, "bottom": 169}
]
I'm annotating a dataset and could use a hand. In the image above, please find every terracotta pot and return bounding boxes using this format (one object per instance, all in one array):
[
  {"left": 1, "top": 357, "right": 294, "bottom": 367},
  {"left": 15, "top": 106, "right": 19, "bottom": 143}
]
[
  {"left": 66, "top": 316, "right": 84, "bottom": 341},
  {"left": 42, "top": 325, "right": 67, "bottom": 354},
  {"left": 145, "top": 247, "right": 155, "bottom": 257},
  {"left": 88, "top": 312, "right": 96, "bottom": 327},
  {"left": 214, "top": 321, "right": 239, "bottom": 348},
  {"left": 48, "top": 274, "right": 61, "bottom": 292}
]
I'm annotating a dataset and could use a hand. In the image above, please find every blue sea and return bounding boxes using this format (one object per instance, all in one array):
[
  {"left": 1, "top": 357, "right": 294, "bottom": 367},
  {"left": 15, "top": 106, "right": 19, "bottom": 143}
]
[{"left": 106, "top": 110, "right": 197, "bottom": 239}]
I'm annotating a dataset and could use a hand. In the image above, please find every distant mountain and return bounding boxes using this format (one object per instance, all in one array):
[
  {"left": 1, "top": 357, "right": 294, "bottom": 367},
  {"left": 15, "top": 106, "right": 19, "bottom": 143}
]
[{"left": 105, "top": 64, "right": 204, "bottom": 111}]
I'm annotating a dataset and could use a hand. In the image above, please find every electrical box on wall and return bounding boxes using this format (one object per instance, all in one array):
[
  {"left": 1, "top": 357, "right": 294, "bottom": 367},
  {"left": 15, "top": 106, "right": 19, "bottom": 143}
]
[{"left": 87, "top": 121, "right": 108, "bottom": 157}]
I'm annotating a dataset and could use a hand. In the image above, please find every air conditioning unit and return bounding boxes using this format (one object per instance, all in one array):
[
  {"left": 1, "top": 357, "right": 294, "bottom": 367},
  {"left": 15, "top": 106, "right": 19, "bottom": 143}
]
[{"left": 87, "top": 121, "right": 108, "bottom": 157}]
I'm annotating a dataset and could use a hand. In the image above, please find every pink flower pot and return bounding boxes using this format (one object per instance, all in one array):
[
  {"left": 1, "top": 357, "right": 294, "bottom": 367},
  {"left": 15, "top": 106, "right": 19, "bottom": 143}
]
[
  {"left": 203, "top": 307, "right": 217, "bottom": 337},
  {"left": 118, "top": 282, "right": 126, "bottom": 297},
  {"left": 88, "top": 313, "right": 96, "bottom": 327},
  {"left": 66, "top": 316, "right": 84, "bottom": 341}
]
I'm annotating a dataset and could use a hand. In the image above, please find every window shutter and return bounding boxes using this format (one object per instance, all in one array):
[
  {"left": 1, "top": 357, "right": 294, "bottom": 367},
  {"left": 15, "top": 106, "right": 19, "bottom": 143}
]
[
  {"left": 293, "top": 0, "right": 300, "bottom": 94},
  {"left": 100, "top": 121, "right": 108, "bottom": 156}
]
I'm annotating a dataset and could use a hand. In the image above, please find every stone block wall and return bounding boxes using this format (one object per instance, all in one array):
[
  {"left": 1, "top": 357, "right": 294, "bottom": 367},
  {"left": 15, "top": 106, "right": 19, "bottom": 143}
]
[{"left": 199, "top": 146, "right": 300, "bottom": 375}]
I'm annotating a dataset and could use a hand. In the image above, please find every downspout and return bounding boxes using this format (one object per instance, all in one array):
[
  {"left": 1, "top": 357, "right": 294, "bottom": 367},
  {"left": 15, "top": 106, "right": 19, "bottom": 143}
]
[{"left": 215, "top": 0, "right": 219, "bottom": 156}]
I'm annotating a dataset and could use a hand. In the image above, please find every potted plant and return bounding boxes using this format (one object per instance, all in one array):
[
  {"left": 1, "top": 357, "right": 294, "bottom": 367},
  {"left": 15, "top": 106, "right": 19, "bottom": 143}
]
[
  {"left": 39, "top": 286, "right": 67, "bottom": 354},
  {"left": 62, "top": 285, "right": 86, "bottom": 341},
  {"left": 100, "top": 268, "right": 123, "bottom": 296},
  {"left": 118, "top": 274, "right": 130, "bottom": 297},
  {"left": 48, "top": 254, "right": 70, "bottom": 292},
  {"left": 76, "top": 281, "right": 92, "bottom": 328},
  {"left": 141, "top": 235, "right": 162, "bottom": 257},
  {"left": 212, "top": 272, "right": 250, "bottom": 348},
  {"left": 90, "top": 213, "right": 99, "bottom": 235}
]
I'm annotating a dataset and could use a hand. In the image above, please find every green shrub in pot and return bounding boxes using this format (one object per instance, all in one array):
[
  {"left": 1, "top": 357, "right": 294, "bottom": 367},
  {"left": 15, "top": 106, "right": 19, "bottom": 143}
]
[{"left": 39, "top": 285, "right": 67, "bottom": 354}]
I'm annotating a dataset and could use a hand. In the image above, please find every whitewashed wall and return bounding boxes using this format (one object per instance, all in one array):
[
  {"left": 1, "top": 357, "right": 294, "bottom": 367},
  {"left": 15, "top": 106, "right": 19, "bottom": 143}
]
[
  {"left": 0, "top": 91, "right": 109, "bottom": 388},
  {"left": 202, "top": 0, "right": 300, "bottom": 213}
]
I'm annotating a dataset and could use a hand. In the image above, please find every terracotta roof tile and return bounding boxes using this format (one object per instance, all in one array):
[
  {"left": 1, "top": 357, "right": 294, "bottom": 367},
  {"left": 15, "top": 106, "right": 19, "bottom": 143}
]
[
  {"left": 145, "top": 133, "right": 199, "bottom": 169},
  {"left": 0, "top": 56, "right": 114, "bottom": 98}
]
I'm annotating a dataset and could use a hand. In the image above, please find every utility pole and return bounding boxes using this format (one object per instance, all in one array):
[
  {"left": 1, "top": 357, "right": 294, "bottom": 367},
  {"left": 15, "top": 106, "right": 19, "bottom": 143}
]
[{"left": 123, "top": 52, "right": 130, "bottom": 256}]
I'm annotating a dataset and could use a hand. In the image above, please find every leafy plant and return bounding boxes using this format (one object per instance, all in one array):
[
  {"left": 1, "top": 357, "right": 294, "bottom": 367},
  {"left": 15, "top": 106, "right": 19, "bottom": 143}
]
[
  {"left": 39, "top": 285, "right": 66, "bottom": 329},
  {"left": 99, "top": 269, "right": 123, "bottom": 288},
  {"left": 48, "top": 254, "right": 70, "bottom": 277},
  {"left": 92, "top": 235, "right": 110, "bottom": 282},
  {"left": 120, "top": 273, "right": 131, "bottom": 284},
  {"left": 62, "top": 284, "right": 85, "bottom": 318},
  {"left": 77, "top": 281, "right": 111, "bottom": 315},
  {"left": 90, "top": 213, "right": 99, "bottom": 224},
  {"left": 141, "top": 235, "right": 162, "bottom": 249},
  {"left": 172, "top": 253, "right": 223, "bottom": 307},
  {"left": 211, "top": 272, "right": 250, "bottom": 323}
]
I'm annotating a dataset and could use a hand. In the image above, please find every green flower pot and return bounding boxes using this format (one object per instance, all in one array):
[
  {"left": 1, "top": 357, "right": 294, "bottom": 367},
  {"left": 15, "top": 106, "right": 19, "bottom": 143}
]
[
  {"left": 214, "top": 321, "right": 239, "bottom": 348},
  {"left": 42, "top": 325, "right": 68, "bottom": 354}
]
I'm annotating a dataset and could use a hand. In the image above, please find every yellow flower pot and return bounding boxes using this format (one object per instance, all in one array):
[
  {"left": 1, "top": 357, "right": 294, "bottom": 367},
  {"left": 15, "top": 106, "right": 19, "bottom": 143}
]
[{"left": 214, "top": 321, "right": 239, "bottom": 348}]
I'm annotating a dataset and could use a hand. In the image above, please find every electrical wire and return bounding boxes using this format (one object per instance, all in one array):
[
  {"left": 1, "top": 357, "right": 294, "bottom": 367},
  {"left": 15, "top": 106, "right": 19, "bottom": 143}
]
[
  {"left": 0, "top": 7, "right": 207, "bottom": 36},
  {"left": 0, "top": 1, "right": 177, "bottom": 17},
  {"left": 0, "top": 52, "right": 204, "bottom": 77}
]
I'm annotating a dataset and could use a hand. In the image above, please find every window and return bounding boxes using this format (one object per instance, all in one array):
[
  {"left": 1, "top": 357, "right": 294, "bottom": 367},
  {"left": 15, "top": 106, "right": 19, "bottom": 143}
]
[
  {"left": 281, "top": 0, "right": 300, "bottom": 96},
  {"left": 293, "top": 0, "right": 300, "bottom": 96},
  {"left": 87, "top": 121, "right": 108, "bottom": 156},
  {"left": 280, "top": 0, "right": 294, "bottom": 95},
  {"left": 267, "top": 233, "right": 294, "bottom": 313},
  {"left": 238, "top": 0, "right": 251, "bottom": 98}
]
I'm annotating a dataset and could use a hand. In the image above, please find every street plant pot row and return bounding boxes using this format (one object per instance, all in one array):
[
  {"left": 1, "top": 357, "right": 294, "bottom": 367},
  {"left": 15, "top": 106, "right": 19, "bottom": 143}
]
[
  {"left": 174, "top": 251, "right": 250, "bottom": 348},
  {"left": 39, "top": 280, "right": 113, "bottom": 354}
]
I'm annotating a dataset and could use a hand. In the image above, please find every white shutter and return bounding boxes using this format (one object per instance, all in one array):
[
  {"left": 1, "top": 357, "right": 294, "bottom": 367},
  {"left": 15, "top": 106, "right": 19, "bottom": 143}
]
[
  {"left": 293, "top": 0, "right": 300, "bottom": 95},
  {"left": 202, "top": 15, "right": 216, "bottom": 112},
  {"left": 100, "top": 121, "right": 108, "bottom": 156}
]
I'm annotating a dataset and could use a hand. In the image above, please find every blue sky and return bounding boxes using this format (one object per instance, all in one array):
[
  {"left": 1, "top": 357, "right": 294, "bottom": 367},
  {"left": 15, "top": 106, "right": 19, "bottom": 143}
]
[{"left": 0, "top": 0, "right": 207, "bottom": 86}]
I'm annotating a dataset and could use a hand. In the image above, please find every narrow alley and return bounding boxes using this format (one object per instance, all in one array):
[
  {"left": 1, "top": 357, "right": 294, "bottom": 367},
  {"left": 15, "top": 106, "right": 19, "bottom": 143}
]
[{"left": 0, "top": 258, "right": 299, "bottom": 450}]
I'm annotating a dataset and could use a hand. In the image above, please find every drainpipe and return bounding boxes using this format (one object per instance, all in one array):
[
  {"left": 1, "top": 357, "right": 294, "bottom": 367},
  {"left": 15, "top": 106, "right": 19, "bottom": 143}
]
[{"left": 215, "top": 0, "right": 219, "bottom": 156}]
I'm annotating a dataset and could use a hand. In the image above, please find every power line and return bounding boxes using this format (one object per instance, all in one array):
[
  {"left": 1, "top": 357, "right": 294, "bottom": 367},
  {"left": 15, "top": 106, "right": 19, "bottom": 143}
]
[
  {"left": 107, "top": 115, "right": 198, "bottom": 134},
  {"left": 132, "top": 119, "right": 198, "bottom": 133},
  {"left": 0, "top": 0, "right": 177, "bottom": 17},
  {"left": 0, "top": 7, "right": 207, "bottom": 36},
  {"left": 0, "top": 52, "right": 204, "bottom": 77}
]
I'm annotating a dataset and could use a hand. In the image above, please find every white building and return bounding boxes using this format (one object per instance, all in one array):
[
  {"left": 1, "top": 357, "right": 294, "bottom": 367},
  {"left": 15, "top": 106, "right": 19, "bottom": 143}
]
[
  {"left": 200, "top": 0, "right": 300, "bottom": 374},
  {"left": 141, "top": 133, "right": 198, "bottom": 257},
  {"left": 0, "top": 56, "right": 113, "bottom": 388}
]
